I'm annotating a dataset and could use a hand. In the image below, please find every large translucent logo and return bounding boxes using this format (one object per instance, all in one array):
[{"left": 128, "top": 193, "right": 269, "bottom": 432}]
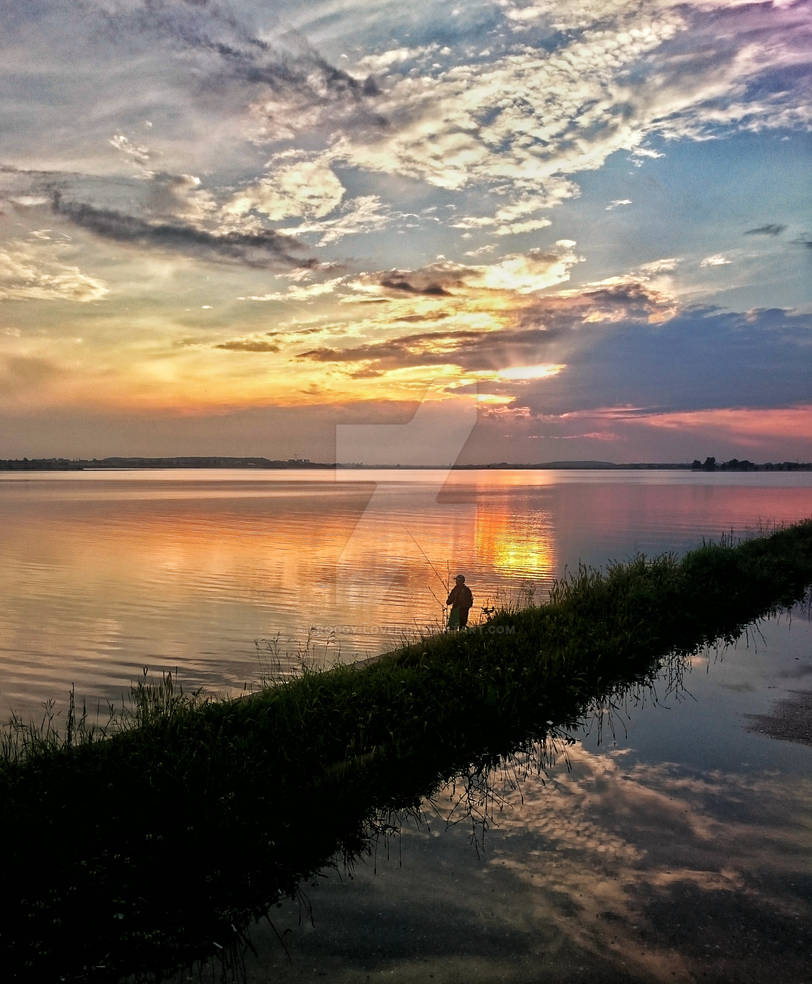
[{"left": 324, "top": 390, "right": 481, "bottom": 648}]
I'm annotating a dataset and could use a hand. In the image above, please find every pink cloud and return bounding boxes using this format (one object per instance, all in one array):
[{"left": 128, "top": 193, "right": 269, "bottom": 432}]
[{"left": 640, "top": 405, "right": 812, "bottom": 444}]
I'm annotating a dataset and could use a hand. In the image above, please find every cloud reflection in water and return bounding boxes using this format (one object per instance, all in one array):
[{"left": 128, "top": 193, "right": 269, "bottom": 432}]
[{"left": 220, "top": 617, "right": 812, "bottom": 984}]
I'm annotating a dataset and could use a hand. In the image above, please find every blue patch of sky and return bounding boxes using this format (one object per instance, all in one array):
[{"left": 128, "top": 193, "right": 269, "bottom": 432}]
[
  {"left": 298, "top": 0, "right": 507, "bottom": 63},
  {"left": 744, "top": 61, "right": 812, "bottom": 96},
  {"left": 544, "top": 130, "right": 811, "bottom": 306},
  {"left": 330, "top": 164, "right": 457, "bottom": 221}
]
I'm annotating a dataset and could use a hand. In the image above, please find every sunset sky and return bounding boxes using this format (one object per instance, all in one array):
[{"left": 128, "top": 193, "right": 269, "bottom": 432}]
[{"left": 1, "top": 0, "right": 810, "bottom": 464}]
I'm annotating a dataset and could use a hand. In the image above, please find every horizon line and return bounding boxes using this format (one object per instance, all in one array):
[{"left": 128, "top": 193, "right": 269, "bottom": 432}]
[{"left": 2, "top": 455, "right": 811, "bottom": 472}]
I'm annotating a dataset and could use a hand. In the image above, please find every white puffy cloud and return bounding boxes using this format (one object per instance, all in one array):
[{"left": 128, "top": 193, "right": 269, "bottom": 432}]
[
  {"left": 352, "top": 44, "right": 441, "bottom": 75},
  {"left": 225, "top": 150, "right": 346, "bottom": 222},
  {"left": 700, "top": 253, "right": 732, "bottom": 267},
  {"left": 466, "top": 242, "right": 582, "bottom": 293},
  {"left": 638, "top": 258, "right": 679, "bottom": 275}
]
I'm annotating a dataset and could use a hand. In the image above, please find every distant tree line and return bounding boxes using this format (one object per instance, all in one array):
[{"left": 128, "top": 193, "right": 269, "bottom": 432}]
[
  {"left": 1, "top": 456, "right": 810, "bottom": 471},
  {"left": 0, "top": 456, "right": 324, "bottom": 471},
  {"left": 690, "top": 456, "right": 811, "bottom": 472},
  {"left": 0, "top": 458, "right": 85, "bottom": 471}
]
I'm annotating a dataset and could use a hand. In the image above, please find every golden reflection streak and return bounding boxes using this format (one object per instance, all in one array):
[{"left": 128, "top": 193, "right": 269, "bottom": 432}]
[{"left": 472, "top": 498, "right": 556, "bottom": 583}]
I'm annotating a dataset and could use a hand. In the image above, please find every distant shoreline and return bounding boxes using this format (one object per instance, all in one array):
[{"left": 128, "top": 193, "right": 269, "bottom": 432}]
[{"left": 1, "top": 456, "right": 811, "bottom": 472}]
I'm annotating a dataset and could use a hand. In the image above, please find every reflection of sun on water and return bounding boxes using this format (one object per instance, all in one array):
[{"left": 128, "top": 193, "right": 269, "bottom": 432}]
[{"left": 474, "top": 499, "right": 556, "bottom": 583}]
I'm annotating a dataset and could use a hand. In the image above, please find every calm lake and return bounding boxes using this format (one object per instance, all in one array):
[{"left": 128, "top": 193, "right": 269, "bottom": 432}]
[
  {"left": 1, "top": 467, "right": 810, "bottom": 716},
  {"left": 2, "top": 468, "right": 811, "bottom": 982}
]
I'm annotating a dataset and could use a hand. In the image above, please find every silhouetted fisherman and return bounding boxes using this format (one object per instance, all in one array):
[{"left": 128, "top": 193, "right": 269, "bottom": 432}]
[{"left": 446, "top": 574, "right": 473, "bottom": 630}]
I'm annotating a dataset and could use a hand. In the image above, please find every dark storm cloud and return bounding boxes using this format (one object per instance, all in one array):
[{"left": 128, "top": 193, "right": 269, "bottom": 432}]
[
  {"left": 300, "top": 325, "right": 563, "bottom": 373},
  {"left": 744, "top": 224, "right": 786, "bottom": 236},
  {"left": 51, "top": 193, "right": 318, "bottom": 270}
]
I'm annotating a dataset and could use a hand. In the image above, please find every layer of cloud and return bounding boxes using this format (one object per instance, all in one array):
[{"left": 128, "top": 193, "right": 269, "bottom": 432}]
[
  {"left": 51, "top": 193, "right": 318, "bottom": 270},
  {"left": 215, "top": 338, "right": 281, "bottom": 352},
  {"left": 700, "top": 253, "right": 732, "bottom": 267},
  {"left": 0, "top": 240, "right": 108, "bottom": 302},
  {"left": 485, "top": 736, "right": 812, "bottom": 982},
  {"left": 94, "top": 0, "right": 385, "bottom": 140},
  {"left": 5, "top": 0, "right": 810, "bottom": 224},
  {"left": 301, "top": 325, "right": 564, "bottom": 375},
  {"left": 744, "top": 224, "right": 787, "bottom": 236},
  {"left": 360, "top": 244, "right": 583, "bottom": 302},
  {"left": 294, "top": 268, "right": 810, "bottom": 430},
  {"left": 320, "top": 0, "right": 812, "bottom": 210}
]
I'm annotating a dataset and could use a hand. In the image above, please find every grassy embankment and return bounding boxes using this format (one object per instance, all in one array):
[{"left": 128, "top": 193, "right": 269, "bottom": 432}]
[{"left": 2, "top": 520, "right": 811, "bottom": 982}]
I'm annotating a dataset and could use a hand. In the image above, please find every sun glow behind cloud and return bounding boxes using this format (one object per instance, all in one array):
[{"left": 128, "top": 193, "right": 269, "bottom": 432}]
[{"left": 498, "top": 364, "right": 565, "bottom": 381}]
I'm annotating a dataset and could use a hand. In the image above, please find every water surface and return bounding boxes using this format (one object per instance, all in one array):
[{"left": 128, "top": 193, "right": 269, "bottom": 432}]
[{"left": 0, "top": 468, "right": 809, "bottom": 716}]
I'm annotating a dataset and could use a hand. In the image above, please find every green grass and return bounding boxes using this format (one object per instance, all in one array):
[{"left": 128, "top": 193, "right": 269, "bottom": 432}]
[{"left": 1, "top": 519, "right": 811, "bottom": 982}]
